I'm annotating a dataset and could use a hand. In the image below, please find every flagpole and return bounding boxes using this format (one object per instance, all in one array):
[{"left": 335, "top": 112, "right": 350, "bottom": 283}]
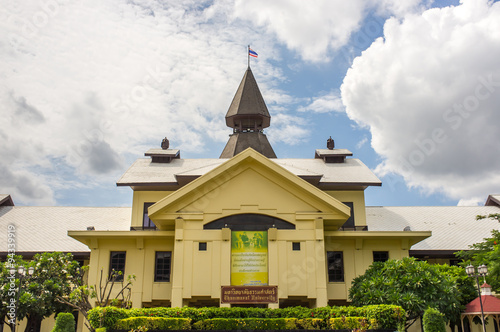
[{"left": 248, "top": 45, "right": 250, "bottom": 68}]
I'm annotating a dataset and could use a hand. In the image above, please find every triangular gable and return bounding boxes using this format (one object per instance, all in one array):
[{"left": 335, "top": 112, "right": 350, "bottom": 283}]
[{"left": 149, "top": 148, "right": 350, "bottom": 228}]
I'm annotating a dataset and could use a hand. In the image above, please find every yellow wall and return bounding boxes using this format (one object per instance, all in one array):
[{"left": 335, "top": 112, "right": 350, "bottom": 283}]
[
  {"left": 325, "top": 191, "right": 367, "bottom": 227},
  {"left": 87, "top": 237, "right": 174, "bottom": 308},
  {"left": 325, "top": 238, "right": 409, "bottom": 301},
  {"left": 131, "top": 191, "right": 173, "bottom": 228}
]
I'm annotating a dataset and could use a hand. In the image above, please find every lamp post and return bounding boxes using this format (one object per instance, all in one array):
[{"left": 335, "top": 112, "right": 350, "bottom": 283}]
[
  {"left": 8, "top": 265, "right": 35, "bottom": 332},
  {"left": 466, "top": 264, "right": 488, "bottom": 332}
]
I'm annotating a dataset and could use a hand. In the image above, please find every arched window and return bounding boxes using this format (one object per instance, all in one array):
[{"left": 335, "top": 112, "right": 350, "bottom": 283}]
[{"left": 203, "top": 214, "right": 295, "bottom": 231}]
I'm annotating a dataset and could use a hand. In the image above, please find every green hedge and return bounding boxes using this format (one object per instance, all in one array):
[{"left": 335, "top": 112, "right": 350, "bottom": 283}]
[
  {"left": 88, "top": 307, "right": 130, "bottom": 330},
  {"left": 423, "top": 308, "right": 446, "bottom": 332},
  {"left": 87, "top": 304, "right": 405, "bottom": 330},
  {"left": 329, "top": 317, "right": 377, "bottom": 330},
  {"left": 296, "top": 318, "right": 325, "bottom": 330},
  {"left": 51, "top": 312, "right": 76, "bottom": 332},
  {"left": 192, "top": 318, "right": 297, "bottom": 330},
  {"left": 115, "top": 317, "right": 191, "bottom": 330}
]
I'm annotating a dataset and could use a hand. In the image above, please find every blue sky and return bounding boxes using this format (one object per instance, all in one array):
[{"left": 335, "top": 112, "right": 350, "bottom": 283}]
[{"left": 1, "top": 0, "right": 499, "bottom": 207}]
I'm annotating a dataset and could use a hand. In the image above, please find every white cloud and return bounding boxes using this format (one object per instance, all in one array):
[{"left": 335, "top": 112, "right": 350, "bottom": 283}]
[
  {"left": 299, "top": 91, "right": 344, "bottom": 113},
  {"left": 356, "top": 137, "right": 368, "bottom": 149},
  {"left": 0, "top": 0, "right": 293, "bottom": 205},
  {"left": 341, "top": 0, "right": 500, "bottom": 203},
  {"left": 267, "top": 113, "right": 310, "bottom": 146},
  {"left": 232, "top": 0, "right": 368, "bottom": 62},
  {"left": 232, "top": 0, "right": 431, "bottom": 63}
]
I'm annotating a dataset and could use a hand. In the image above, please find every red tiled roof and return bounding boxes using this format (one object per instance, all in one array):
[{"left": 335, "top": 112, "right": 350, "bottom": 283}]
[{"left": 465, "top": 295, "right": 500, "bottom": 314}]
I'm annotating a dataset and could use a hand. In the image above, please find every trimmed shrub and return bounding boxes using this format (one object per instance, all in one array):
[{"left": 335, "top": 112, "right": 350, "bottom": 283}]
[
  {"left": 329, "top": 317, "right": 377, "bottom": 331},
  {"left": 51, "top": 312, "right": 76, "bottom": 332},
  {"left": 192, "top": 318, "right": 297, "bottom": 330},
  {"left": 95, "top": 329, "right": 106, "bottom": 332},
  {"left": 423, "top": 308, "right": 446, "bottom": 332},
  {"left": 359, "top": 305, "right": 406, "bottom": 330},
  {"left": 115, "top": 316, "right": 191, "bottom": 330},
  {"left": 88, "top": 304, "right": 405, "bottom": 330},
  {"left": 296, "top": 318, "right": 325, "bottom": 330},
  {"left": 88, "top": 307, "right": 129, "bottom": 330}
]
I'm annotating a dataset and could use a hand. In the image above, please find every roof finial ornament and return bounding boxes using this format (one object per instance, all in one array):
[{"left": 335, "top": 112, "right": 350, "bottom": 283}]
[
  {"left": 327, "top": 136, "right": 335, "bottom": 150},
  {"left": 161, "top": 137, "right": 169, "bottom": 150}
]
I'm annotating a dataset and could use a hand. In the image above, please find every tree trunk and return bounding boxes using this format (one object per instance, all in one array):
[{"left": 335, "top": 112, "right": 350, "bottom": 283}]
[{"left": 23, "top": 315, "right": 42, "bottom": 332}]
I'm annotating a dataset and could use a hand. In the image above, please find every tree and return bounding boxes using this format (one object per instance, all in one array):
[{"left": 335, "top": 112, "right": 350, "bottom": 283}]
[
  {"left": 434, "top": 264, "right": 476, "bottom": 331},
  {"left": 0, "top": 253, "right": 80, "bottom": 332},
  {"left": 56, "top": 269, "right": 135, "bottom": 332},
  {"left": 17, "top": 252, "right": 80, "bottom": 332},
  {"left": 348, "top": 257, "right": 463, "bottom": 330},
  {"left": 456, "top": 213, "right": 500, "bottom": 292}
]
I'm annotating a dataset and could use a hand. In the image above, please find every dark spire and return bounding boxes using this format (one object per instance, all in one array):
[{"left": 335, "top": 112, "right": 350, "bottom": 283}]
[
  {"left": 225, "top": 67, "right": 271, "bottom": 132},
  {"left": 220, "top": 68, "right": 276, "bottom": 158}
]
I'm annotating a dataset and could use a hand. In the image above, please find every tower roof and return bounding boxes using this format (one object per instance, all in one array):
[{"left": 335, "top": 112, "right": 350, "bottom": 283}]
[{"left": 225, "top": 67, "right": 271, "bottom": 129}]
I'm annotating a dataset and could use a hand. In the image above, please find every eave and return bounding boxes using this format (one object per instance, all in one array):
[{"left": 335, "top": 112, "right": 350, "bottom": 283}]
[
  {"left": 68, "top": 230, "right": 175, "bottom": 249},
  {"left": 324, "top": 230, "right": 432, "bottom": 248}
]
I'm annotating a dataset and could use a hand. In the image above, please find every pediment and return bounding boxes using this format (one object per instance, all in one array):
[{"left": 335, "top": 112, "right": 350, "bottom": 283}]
[{"left": 148, "top": 149, "right": 350, "bottom": 229}]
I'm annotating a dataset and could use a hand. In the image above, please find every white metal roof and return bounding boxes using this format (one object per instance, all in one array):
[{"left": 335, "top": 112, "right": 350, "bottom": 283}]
[
  {"left": 117, "top": 157, "right": 382, "bottom": 186},
  {"left": 366, "top": 206, "right": 500, "bottom": 251},
  {"left": 2, "top": 203, "right": 498, "bottom": 255},
  {"left": 0, "top": 206, "right": 131, "bottom": 253}
]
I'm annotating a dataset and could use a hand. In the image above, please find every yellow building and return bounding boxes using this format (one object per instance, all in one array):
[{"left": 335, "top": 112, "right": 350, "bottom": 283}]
[
  {"left": 1, "top": 68, "right": 500, "bottom": 331},
  {"left": 68, "top": 67, "right": 432, "bottom": 309}
]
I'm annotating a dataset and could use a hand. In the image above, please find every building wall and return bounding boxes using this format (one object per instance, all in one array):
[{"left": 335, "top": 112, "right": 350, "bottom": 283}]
[
  {"left": 325, "top": 191, "right": 367, "bottom": 227},
  {"left": 87, "top": 237, "right": 175, "bottom": 308},
  {"left": 325, "top": 238, "right": 410, "bottom": 301},
  {"left": 131, "top": 191, "right": 173, "bottom": 228}
]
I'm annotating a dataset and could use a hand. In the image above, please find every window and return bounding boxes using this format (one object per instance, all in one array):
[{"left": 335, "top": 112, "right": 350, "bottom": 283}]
[
  {"left": 109, "top": 251, "right": 126, "bottom": 281},
  {"left": 155, "top": 252, "right": 171, "bottom": 282},
  {"left": 373, "top": 251, "right": 389, "bottom": 263},
  {"left": 327, "top": 251, "right": 344, "bottom": 282},
  {"left": 143, "top": 202, "right": 157, "bottom": 229},
  {"left": 199, "top": 242, "right": 207, "bottom": 251},
  {"left": 292, "top": 242, "right": 301, "bottom": 251}
]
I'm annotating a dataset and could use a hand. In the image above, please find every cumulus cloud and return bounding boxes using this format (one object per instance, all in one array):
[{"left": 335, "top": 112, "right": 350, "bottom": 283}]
[
  {"left": 341, "top": 0, "right": 500, "bottom": 204},
  {"left": 0, "top": 0, "right": 289, "bottom": 205},
  {"left": 299, "top": 91, "right": 344, "bottom": 113},
  {"left": 233, "top": 0, "right": 368, "bottom": 62},
  {"left": 232, "top": 0, "right": 431, "bottom": 63}
]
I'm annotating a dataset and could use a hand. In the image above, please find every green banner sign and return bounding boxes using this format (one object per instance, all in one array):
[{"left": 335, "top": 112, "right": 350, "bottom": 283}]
[{"left": 231, "top": 231, "right": 268, "bottom": 286}]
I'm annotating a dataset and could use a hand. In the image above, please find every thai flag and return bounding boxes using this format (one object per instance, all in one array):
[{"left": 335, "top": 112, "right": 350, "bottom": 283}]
[{"left": 249, "top": 48, "right": 258, "bottom": 58}]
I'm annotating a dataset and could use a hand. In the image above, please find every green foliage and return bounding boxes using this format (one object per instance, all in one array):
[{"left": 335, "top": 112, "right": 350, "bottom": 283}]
[
  {"left": 51, "top": 312, "right": 76, "bottom": 332},
  {"left": 349, "top": 257, "right": 462, "bottom": 329},
  {"left": 115, "top": 316, "right": 191, "bottom": 330},
  {"left": 89, "top": 304, "right": 404, "bottom": 330},
  {"left": 434, "top": 264, "right": 476, "bottom": 327},
  {"left": 296, "top": 318, "right": 325, "bottom": 329},
  {"left": 456, "top": 213, "right": 500, "bottom": 292},
  {"left": 192, "top": 318, "right": 297, "bottom": 330},
  {"left": 95, "top": 328, "right": 106, "bottom": 332},
  {"left": 58, "top": 267, "right": 136, "bottom": 332},
  {"left": 357, "top": 305, "right": 406, "bottom": 330},
  {"left": 423, "top": 307, "right": 446, "bottom": 332},
  {"left": 88, "top": 307, "right": 129, "bottom": 329},
  {"left": 0, "top": 252, "right": 81, "bottom": 331},
  {"left": 328, "top": 317, "right": 376, "bottom": 330}
]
